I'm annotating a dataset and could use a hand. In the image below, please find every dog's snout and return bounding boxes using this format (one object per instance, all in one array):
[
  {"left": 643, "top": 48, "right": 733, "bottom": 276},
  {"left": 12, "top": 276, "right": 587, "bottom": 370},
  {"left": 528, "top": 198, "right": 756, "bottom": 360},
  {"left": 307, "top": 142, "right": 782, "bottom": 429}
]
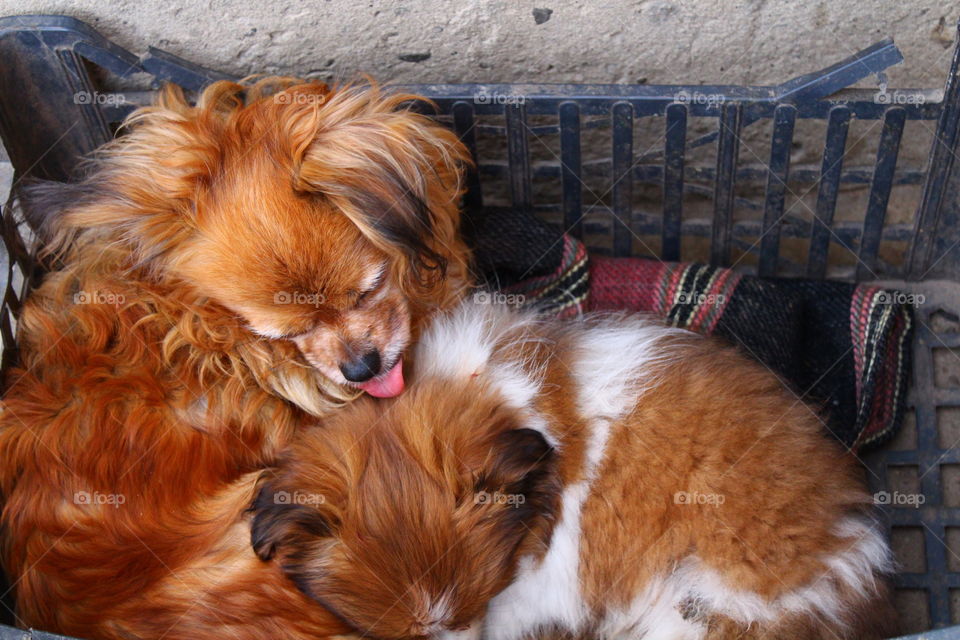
[{"left": 339, "top": 349, "right": 382, "bottom": 382}]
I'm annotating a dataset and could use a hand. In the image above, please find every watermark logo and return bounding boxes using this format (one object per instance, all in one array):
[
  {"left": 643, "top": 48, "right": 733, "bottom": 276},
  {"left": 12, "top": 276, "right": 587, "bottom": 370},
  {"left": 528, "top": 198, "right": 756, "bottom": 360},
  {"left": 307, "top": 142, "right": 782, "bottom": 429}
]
[
  {"left": 873, "top": 491, "right": 925, "bottom": 508},
  {"left": 274, "top": 92, "right": 326, "bottom": 105},
  {"left": 475, "top": 490, "right": 526, "bottom": 508},
  {"left": 74, "top": 91, "right": 127, "bottom": 106},
  {"left": 474, "top": 91, "right": 526, "bottom": 106},
  {"left": 875, "top": 291, "right": 925, "bottom": 307},
  {"left": 74, "top": 490, "right": 126, "bottom": 508},
  {"left": 873, "top": 83, "right": 935, "bottom": 106},
  {"left": 675, "top": 291, "right": 726, "bottom": 306},
  {"left": 675, "top": 90, "right": 726, "bottom": 108},
  {"left": 674, "top": 490, "right": 725, "bottom": 507},
  {"left": 273, "top": 490, "right": 325, "bottom": 505},
  {"left": 473, "top": 290, "right": 526, "bottom": 308},
  {"left": 274, "top": 291, "right": 326, "bottom": 307},
  {"left": 73, "top": 290, "right": 125, "bottom": 305}
]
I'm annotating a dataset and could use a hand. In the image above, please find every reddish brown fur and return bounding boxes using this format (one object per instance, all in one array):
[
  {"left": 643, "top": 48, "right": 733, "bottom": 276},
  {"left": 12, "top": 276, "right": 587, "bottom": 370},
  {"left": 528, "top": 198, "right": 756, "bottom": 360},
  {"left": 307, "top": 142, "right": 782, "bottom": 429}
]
[
  {"left": 0, "top": 77, "right": 470, "bottom": 638},
  {"left": 575, "top": 338, "right": 896, "bottom": 638},
  {"left": 252, "top": 315, "right": 896, "bottom": 640},
  {"left": 251, "top": 382, "right": 561, "bottom": 639}
]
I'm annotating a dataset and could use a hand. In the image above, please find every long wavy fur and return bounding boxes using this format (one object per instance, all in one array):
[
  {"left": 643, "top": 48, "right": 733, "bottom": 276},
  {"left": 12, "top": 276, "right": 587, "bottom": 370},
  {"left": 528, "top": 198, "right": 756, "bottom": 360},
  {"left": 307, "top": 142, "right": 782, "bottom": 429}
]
[{"left": 0, "top": 76, "right": 471, "bottom": 637}]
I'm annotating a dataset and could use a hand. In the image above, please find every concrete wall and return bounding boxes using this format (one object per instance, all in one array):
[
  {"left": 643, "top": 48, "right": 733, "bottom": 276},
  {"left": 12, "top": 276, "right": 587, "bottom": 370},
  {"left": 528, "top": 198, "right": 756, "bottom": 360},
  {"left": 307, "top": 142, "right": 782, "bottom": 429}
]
[{"left": 0, "top": 0, "right": 955, "bottom": 88}]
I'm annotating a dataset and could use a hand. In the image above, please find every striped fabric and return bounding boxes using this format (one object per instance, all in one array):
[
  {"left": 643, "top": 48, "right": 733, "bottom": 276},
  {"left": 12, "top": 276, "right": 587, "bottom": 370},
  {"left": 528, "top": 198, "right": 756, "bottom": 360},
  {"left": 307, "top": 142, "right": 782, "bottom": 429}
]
[
  {"left": 504, "top": 235, "right": 588, "bottom": 318},
  {"left": 472, "top": 212, "right": 912, "bottom": 451},
  {"left": 561, "top": 253, "right": 911, "bottom": 451},
  {"left": 849, "top": 287, "right": 913, "bottom": 450}
]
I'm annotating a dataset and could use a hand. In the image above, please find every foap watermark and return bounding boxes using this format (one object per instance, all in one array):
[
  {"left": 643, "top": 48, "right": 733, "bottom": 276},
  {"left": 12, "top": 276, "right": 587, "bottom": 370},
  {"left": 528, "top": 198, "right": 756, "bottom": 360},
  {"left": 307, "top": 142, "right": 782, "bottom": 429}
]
[
  {"left": 674, "top": 490, "right": 725, "bottom": 507},
  {"left": 273, "top": 490, "right": 325, "bottom": 506},
  {"left": 73, "top": 290, "right": 126, "bottom": 305},
  {"left": 74, "top": 91, "right": 127, "bottom": 106},
  {"left": 274, "top": 92, "right": 326, "bottom": 106},
  {"left": 875, "top": 290, "right": 926, "bottom": 307},
  {"left": 474, "top": 490, "right": 526, "bottom": 508},
  {"left": 473, "top": 290, "right": 526, "bottom": 308},
  {"left": 274, "top": 291, "right": 326, "bottom": 307},
  {"left": 874, "top": 490, "right": 925, "bottom": 508},
  {"left": 873, "top": 83, "right": 939, "bottom": 106},
  {"left": 74, "top": 490, "right": 126, "bottom": 508},
  {"left": 674, "top": 291, "right": 726, "bottom": 306},
  {"left": 474, "top": 91, "right": 526, "bottom": 106},
  {"left": 674, "top": 90, "right": 726, "bottom": 108}
]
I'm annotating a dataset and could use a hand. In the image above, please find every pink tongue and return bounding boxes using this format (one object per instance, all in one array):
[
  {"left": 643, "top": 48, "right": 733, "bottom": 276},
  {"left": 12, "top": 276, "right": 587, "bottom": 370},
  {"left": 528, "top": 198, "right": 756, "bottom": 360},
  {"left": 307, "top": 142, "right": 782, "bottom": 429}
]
[{"left": 356, "top": 359, "right": 405, "bottom": 398}]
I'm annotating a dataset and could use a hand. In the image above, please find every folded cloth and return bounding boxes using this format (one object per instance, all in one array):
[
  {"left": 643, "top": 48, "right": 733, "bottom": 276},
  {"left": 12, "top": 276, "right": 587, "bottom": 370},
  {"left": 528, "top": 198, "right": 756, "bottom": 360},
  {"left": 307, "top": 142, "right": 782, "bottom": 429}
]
[
  {"left": 463, "top": 206, "right": 589, "bottom": 318},
  {"left": 589, "top": 257, "right": 913, "bottom": 451},
  {"left": 466, "top": 208, "right": 913, "bottom": 452}
]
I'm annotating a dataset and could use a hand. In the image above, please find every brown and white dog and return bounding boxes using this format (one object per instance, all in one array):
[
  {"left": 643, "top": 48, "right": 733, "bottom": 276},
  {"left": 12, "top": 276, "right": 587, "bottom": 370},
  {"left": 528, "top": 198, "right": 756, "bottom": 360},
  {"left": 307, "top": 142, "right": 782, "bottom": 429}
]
[
  {"left": 253, "top": 300, "right": 896, "bottom": 640},
  {"left": 0, "top": 77, "right": 469, "bottom": 638}
]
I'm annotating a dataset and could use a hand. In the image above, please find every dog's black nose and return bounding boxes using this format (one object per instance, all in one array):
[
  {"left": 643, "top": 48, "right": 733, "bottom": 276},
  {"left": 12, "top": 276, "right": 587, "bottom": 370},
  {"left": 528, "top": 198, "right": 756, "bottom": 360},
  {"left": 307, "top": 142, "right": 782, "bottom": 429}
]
[{"left": 339, "top": 349, "right": 382, "bottom": 383}]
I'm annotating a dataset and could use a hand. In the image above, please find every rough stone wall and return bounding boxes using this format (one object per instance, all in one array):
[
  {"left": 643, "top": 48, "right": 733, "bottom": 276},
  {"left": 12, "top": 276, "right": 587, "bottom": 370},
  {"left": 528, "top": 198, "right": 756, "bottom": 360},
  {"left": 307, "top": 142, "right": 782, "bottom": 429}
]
[{"left": 0, "top": 1, "right": 954, "bottom": 87}]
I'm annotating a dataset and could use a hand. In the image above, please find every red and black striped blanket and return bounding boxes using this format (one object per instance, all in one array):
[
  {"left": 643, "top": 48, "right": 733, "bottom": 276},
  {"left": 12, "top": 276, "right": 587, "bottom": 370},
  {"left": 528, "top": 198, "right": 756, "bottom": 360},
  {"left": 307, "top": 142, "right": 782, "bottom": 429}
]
[{"left": 467, "top": 208, "right": 912, "bottom": 452}]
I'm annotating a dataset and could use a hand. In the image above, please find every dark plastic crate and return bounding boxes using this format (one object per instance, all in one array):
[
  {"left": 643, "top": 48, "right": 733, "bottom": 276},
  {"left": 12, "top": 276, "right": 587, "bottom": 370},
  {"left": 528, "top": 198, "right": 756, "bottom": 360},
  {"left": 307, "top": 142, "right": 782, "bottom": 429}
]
[{"left": 0, "top": 13, "right": 959, "bottom": 639}]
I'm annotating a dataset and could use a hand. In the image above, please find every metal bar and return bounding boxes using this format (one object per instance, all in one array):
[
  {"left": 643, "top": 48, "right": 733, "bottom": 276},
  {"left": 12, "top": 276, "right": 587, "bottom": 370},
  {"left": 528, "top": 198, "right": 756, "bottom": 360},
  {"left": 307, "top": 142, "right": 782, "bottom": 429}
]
[
  {"left": 559, "top": 101, "right": 583, "bottom": 238},
  {"left": 504, "top": 102, "right": 532, "bottom": 212},
  {"left": 662, "top": 103, "right": 687, "bottom": 262},
  {"left": 925, "top": 522, "right": 951, "bottom": 627},
  {"left": 711, "top": 102, "right": 742, "bottom": 266},
  {"left": 451, "top": 101, "right": 483, "bottom": 215},
  {"left": 392, "top": 38, "right": 905, "bottom": 107},
  {"left": 807, "top": 107, "right": 852, "bottom": 278},
  {"left": 857, "top": 107, "right": 906, "bottom": 280},
  {"left": 103, "top": 88, "right": 945, "bottom": 122},
  {"left": 489, "top": 201, "right": 917, "bottom": 241},
  {"left": 0, "top": 15, "right": 142, "bottom": 76},
  {"left": 0, "top": 27, "right": 113, "bottom": 180},
  {"left": 758, "top": 105, "right": 797, "bottom": 276},
  {"left": 911, "top": 317, "right": 952, "bottom": 628},
  {"left": 908, "top": 19, "right": 960, "bottom": 278},
  {"left": 476, "top": 161, "right": 925, "bottom": 189},
  {"left": 435, "top": 94, "right": 938, "bottom": 120},
  {"left": 140, "top": 46, "right": 234, "bottom": 91},
  {"left": 611, "top": 101, "right": 634, "bottom": 257},
  {"left": 773, "top": 37, "right": 903, "bottom": 103}
]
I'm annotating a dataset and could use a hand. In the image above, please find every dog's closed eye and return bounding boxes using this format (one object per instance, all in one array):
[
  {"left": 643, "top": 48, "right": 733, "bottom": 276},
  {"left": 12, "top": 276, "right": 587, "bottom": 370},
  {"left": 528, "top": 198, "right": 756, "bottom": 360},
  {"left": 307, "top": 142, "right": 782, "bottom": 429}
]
[
  {"left": 355, "top": 285, "right": 377, "bottom": 304},
  {"left": 352, "top": 266, "right": 388, "bottom": 307}
]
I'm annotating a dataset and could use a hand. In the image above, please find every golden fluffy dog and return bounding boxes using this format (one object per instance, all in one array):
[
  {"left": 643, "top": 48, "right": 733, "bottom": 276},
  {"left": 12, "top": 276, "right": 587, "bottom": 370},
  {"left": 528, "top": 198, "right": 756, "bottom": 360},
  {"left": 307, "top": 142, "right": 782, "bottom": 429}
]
[
  {"left": 0, "top": 77, "right": 470, "bottom": 638},
  {"left": 253, "top": 301, "right": 896, "bottom": 640}
]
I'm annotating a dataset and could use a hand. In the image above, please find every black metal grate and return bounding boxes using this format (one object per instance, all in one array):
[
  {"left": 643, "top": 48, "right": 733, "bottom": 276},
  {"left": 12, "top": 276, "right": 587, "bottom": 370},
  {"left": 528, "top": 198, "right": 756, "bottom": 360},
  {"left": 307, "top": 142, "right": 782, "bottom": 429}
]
[{"left": 865, "top": 298, "right": 960, "bottom": 631}]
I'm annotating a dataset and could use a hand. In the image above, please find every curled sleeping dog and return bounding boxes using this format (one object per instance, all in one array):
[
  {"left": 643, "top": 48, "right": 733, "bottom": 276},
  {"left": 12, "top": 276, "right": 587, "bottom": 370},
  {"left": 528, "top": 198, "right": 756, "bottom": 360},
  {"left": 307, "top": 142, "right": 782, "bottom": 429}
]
[
  {"left": 0, "top": 77, "right": 470, "bottom": 639},
  {"left": 252, "top": 300, "right": 895, "bottom": 640}
]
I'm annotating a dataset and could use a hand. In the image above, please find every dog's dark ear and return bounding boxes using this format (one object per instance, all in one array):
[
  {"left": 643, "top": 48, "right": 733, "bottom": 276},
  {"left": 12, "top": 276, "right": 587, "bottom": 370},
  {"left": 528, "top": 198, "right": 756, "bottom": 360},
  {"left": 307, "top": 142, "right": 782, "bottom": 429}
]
[
  {"left": 249, "top": 480, "right": 331, "bottom": 562},
  {"left": 299, "top": 144, "right": 449, "bottom": 288},
  {"left": 480, "top": 428, "right": 554, "bottom": 489},
  {"left": 16, "top": 179, "right": 100, "bottom": 242},
  {"left": 293, "top": 86, "right": 470, "bottom": 291},
  {"left": 475, "top": 428, "right": 559, "bottom": 521},
  {"left": 352, "top": 188, "right": 447, "bottom": 283}
]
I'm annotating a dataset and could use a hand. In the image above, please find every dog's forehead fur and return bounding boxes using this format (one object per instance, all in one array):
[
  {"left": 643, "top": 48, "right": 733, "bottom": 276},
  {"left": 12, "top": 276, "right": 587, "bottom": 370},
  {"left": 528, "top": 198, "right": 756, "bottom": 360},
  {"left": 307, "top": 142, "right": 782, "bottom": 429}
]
[
  {"left": 255, "top": 382, "right": 560, "bottom": 639},
  {"left": 290, "top": 379, "right": 527, "bottom": 496},
  {"left": 180, "top": 166, "right": 387, "bottom": 327},
  {"left": 54, "top": 77, "right": 469, "bottom": 306},
  {"left": 50, "top": 76, "right": 472, "bottom": 350}
]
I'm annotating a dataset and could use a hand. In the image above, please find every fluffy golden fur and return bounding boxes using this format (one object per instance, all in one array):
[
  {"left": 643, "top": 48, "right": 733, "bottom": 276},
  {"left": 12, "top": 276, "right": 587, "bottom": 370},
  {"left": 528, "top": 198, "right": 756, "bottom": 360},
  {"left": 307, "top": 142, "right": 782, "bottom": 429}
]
[
  {"left": 0, "top": 77, "right": 470, "bottom": 638},
  {"left": 253, "top": 301, "right": 896, "bottom": 640}
]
